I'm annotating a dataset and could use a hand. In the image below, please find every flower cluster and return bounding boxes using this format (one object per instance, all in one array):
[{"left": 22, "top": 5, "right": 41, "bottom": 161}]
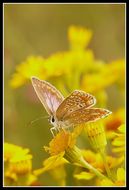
[{"left": 10, "top": 25, "right": 125, "bottom": 107}]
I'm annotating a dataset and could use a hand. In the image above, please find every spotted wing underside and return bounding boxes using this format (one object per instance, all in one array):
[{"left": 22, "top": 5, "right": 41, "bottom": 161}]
[
  {"left": 63, "top": 108, "right": 111, "bottom": 126},
  {"left": 56, "top": 90, "right": 96, "bottom": 120}
]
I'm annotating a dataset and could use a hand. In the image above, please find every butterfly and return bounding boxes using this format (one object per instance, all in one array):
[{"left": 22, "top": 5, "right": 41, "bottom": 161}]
[{"left": 31, "top": 77, "right": 112, "bottom": 136}]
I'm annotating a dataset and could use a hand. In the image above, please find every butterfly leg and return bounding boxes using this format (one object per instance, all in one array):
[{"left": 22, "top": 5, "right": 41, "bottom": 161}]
[
  {"left": 50, "top": 127, "right": 56, "bottom": 137},
  {"left": 56, "top": 123, "right": 65, "bottom": 133},
  {"left": 57, "top": 126, "right": 61, "bottom": 132}
]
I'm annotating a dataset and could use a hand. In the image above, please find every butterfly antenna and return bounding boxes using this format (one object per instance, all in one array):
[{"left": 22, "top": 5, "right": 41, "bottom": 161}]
[{"left": 26, "top": 115, "right": 49, "bottom": 127}]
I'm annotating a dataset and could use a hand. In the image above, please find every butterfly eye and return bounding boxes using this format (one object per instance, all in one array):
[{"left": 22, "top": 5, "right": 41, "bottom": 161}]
[{"left": 51, "top": 116, "right": 55, "bottom": 123}]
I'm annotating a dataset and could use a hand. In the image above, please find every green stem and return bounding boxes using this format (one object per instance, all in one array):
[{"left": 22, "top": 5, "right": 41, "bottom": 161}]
[{"left": 99, "top": 148, "right": 116, "bottom": 182}]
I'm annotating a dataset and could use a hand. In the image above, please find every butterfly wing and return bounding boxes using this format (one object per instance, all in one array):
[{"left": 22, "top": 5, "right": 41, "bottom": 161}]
[
  {"left": 31, "top": 77, "right": 64, "bottom": 115},
  {"left": 56, "top": 90, "right": 96, "bottom": 120},
  {"left": 63, "top": 108, "right": 112, "bottom": 126}
]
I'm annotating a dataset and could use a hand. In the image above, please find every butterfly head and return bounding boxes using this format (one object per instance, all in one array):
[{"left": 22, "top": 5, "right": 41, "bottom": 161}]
[{"left": 48, "top": 115, "right": 57, "bottom": 126}]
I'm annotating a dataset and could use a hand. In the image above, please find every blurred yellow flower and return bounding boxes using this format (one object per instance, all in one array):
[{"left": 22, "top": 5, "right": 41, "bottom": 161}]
[
  {"left": 9, "top": 49, "right": 95, "bottom": 91},
  {"left": 108, "top": 59, "right": 125, "bottom": 90},
  {"left": 4, "top": 143, "right": 31, "bottom": 163},
  {"left": 68, "top": 25, "right": 92, "bottom": 50},
  {"left": 10, "top": 25, "right": 125, "bottom": 111},
  {"left": 81, "top": 59, "right": 125, "bottom": 93},
  {"left": 10, "top": 56, "right": 46, "bottom": 88},
  {"left": 4, "top": 142, "right": 37, "bottom": 186},
  {"left": 82, "top": 150, "right": 104, "bottom": 172}
]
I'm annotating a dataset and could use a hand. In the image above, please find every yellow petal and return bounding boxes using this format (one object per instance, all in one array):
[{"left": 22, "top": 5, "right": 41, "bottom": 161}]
[
  {"left": 74, "top": 171, "right": 95, "bottom": 180},
  {"left": 44, "top": 130, "right": 77, "bottom": 156},
  {"left": 117, "top": 168, "right": 125, "bottom": 181},
  {"left": 118, "top": 124, "right": 125, "bottom": 134},
  {"left": 112, "top": 137, "right": 125, "bottom": 146},
  {"left": 112, "top": 147, "right": 125, "bottom": 153}
]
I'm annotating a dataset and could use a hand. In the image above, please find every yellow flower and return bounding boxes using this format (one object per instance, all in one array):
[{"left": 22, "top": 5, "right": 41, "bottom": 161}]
[
  {"left": 68, "top": 25, "right": 92, "bottom": 50},
  {"left": 45, "top": 131, "right": 70, "bottom": 155},
  {"left": 74, "top": 149, "right": 124, "bottom": 183},
  {"left": 81, "top": 59, "right": 125, "bottom": 95},
  {"left": 44, "top": 124, "right": 84, "bottom": 156},
  {"left": 44, "top": 126, "right": 108, "bottom": 181},
  {"left": 44, "top": 130, "right": 77, "bottom": 156},
  {"left": 96, "top": 168, "right": 125, "bottom": 186},
  {"left": 10, "top": 49, "right": 95, "bottom": 92},
  {"left": 4, "top": 142, "right": 36, "bottom": 186},
  {"left": 82, "top": 150, "right": 123, "bottom": 173},
  {"left": 10, "top": 158, "right": 32, "bottom": 175},
  {"left": 9, "top": 26, "right": 94, "bottom": 91},
  {"left": 34, "top": 128, "right": 83, "bottom": 185},
  {"left": 82, "top": 150, "right": 104, "bottom": 172}
]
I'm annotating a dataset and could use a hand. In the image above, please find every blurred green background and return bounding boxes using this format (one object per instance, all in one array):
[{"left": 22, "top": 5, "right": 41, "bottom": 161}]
[{"left": 4, "top": 4, "right": 125, "bottom": 186}]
